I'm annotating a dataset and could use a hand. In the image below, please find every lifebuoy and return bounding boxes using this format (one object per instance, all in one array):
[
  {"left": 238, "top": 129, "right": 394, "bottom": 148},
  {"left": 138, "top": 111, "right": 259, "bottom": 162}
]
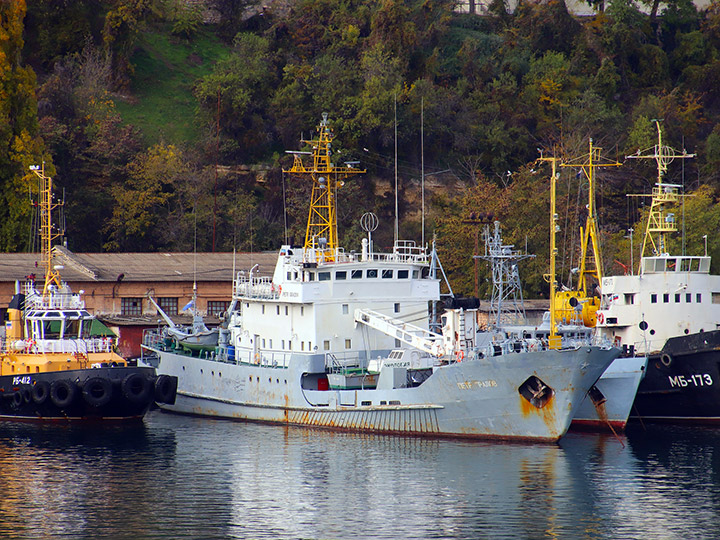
[
  {"left": 83, "top": 376, "right": 113, "bottom": 407},
  {"left": 121, "top": 373, "right": 153, "bottom": 404},
  {"left": 278, "top": 285, "right": 282, "bottom": 295},
  {"left": 660, "top": 353, "right": 672, "bottom": 367},
  {"left": 456, "top": 350, "right": 464, "bottom": 362},
  {"left": 154, "top": 375, "right": 178, "bottom": 405},
  {"left": 597, "top": 312, "right": 604, "bottom": 324},
  {"left": 255, "top": 353, "right": 261, "bottom": 364},
  {"left": 50, "top": 380, "right": 77, "bottom": 408},
  {"left": 32, "top": 381, "right": 51, "bottom": 405}
]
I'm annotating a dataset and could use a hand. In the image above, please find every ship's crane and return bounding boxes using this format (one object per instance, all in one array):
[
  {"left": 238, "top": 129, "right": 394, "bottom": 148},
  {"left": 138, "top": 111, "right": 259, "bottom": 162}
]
[{"left": 354, "top": 309, "right": 446, "bottom": 357}]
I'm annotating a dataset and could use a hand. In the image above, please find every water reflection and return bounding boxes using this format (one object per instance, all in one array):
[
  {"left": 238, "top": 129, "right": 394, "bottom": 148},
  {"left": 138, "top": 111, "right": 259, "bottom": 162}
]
[{"left": 1, "top": 413, "right": 720, "bottom": 539}]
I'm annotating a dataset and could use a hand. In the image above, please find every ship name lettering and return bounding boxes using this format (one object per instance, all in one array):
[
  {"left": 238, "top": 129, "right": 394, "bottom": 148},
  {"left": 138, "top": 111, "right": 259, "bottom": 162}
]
[
  {"left": 282, "top": 292, "right": 299, "bottom": 298},
  {"left": 457, "top": 380, "right": 497, "bottom": 390},
  {"left": 12, "top": 376, "right": 31, "bottom": 385},
  {"left": 668, "top": 374, "right": 713, "bottom": 388}
]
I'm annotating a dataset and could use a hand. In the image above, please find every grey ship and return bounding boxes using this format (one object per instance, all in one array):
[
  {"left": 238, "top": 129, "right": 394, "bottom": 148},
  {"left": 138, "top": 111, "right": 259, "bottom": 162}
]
[{"left": 141, "top": 115, "right": 618, "bottom": 442}]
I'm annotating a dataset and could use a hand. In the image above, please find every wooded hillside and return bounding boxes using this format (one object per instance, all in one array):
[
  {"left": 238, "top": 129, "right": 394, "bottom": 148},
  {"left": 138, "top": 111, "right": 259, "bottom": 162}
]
[{"left": 3, "top": 0, "right": 720, "bottom": 298}]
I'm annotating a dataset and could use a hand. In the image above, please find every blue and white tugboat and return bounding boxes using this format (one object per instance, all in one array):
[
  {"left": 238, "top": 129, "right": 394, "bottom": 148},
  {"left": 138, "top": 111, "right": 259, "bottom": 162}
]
[
  {"left": 142, "top": 115, "right": 618, "bottom": 442},
  {"left": 0, "top": 164, "right": 177, "bottom": 422}
]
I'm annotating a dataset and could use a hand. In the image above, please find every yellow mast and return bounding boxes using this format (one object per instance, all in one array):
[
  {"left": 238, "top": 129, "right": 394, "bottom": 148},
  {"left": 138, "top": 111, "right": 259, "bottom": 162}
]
[
  {"left": 561, "top": 139, "right": 621, "bottom": 297},
  {"left": 29, "top": 163, "right": 63, "bottom": 296},
  {"left": 539, "top": 155, "right": 561, "bottom": 349},
  {"left": 282, "top": 113, "right": 365, "bottom": 261},
  {"left": 627, "top": 121, "right": 694, "bottom": 266}
]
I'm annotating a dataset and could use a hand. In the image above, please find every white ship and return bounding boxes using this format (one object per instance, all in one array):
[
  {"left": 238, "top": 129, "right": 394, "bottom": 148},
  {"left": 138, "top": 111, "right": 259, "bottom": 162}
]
[
  {"left": 142, "top": 115, "right": 618, "bottom": 441},
  {"left": 596, "top": 122, "right": 720, "bottom": 421}
]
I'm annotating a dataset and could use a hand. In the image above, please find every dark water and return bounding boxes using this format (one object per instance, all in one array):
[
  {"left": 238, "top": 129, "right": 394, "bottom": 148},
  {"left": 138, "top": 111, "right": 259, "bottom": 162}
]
[{"left": 1, "top": 413, "right": 719, "bottom": 540}]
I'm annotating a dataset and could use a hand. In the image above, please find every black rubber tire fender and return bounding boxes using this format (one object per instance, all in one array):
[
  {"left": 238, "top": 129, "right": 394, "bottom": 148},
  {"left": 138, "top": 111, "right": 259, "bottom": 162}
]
[
  {"left": 50, "top": 379, "right": 77, "bottom": 409},
  {"left": 154, "top": 374, "right": 178, "bottom": 405},
  {"left": 32, "top": 381, "right": 51, "bottom": 405},
  {"left": 121, "top": 373, "right": 153, "bottom": 404},
  {"left": 82, "top": 376, "right": 113, "bottom": 407}
]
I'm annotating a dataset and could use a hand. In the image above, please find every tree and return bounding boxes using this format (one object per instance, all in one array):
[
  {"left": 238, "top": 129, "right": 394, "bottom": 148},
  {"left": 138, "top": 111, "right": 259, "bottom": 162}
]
[{"left": 0, "top": 0, "right": 51, "bottom": 252}]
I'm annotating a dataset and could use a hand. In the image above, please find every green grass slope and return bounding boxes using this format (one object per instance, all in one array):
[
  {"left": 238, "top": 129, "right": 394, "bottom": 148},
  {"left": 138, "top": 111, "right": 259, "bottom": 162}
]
[{"left": 116, "top": 26, "right": 229, "bottom": 146}]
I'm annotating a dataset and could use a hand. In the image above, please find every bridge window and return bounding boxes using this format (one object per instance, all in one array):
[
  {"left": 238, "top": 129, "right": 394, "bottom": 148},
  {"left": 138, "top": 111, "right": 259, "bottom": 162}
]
[
  {"left": 697, "top": 293, "right": 702, "bottom": 303},
  {"left": 318, "top": 272, "right": 331, "bottom": 281},
  {"left": 324, "top": 340, "right": 330, "bottom": 350},
  {"left": 712, "top": 293, "right": 720, "bottom": 304},
  {"left": 663, "top": 293, "right": 669, "bottom": 303},
  {"left": 342, "top": 304, "right": 349, "bottom": 315},
  {"left": 624, "top": 293, "right": 634, "bottom": 304},
  {"left": 345, "top": 339, "right": 352, "bottom": 349},
  {"left": 394, "top": 303, "right": 400, "bottom": 313},
  {"left": 398, "top": 270, "right": 409, "bottom": 279},
  {"left": 336, "top": 271, "right": 346, "bottom": 280},
  {"left": 686, "top": 293, "right": 692, "bottom": 303},
  {"left": 651, "top": 294, "right": 657, "bottom": 304},
  {"left": 382, "top": 269, "right": 393, "bottom": 279},
  {"left": 675, "top": 294, "right": 681, "bottom": 303},
  {"left": 367, "top": 269, "right": 378, "bottom": 278},
  {"left": 351, "top": 270, "right": 362, "bottom": 279}
]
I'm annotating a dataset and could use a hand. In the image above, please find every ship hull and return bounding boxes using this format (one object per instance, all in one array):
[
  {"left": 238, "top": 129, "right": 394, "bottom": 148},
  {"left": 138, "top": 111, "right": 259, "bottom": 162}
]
[
  {"left": 0, "top": 366, "right": 177, "bottom": 422},
  {"left": 631, "top": 330, "right": 720, "bottom": 422},
  {"left": 149, "top": 346, "right": 618, "bottom": 442},
  {"left": 571, "top": 356, "right": 647, "bottom": 431}
]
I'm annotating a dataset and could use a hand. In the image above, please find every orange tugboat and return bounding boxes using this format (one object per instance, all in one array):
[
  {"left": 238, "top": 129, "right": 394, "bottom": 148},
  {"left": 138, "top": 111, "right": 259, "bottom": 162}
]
[{"left": 0, "top": 164, "right": 177, "bottom": 421}]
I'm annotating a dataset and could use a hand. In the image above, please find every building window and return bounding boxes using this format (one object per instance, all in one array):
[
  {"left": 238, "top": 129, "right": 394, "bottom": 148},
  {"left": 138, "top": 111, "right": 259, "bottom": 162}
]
[
  {"left": 121, "top": 297, "right": 142, "bottom": 316},
  {"left": 651, "top": 294, "right": 657, "bottom": 304},
  {"left": 208, "top": 301, "right": 229, "bottom": 316},
  {"left": 157, "top": 297, "right": 178, "bottom": 315}
]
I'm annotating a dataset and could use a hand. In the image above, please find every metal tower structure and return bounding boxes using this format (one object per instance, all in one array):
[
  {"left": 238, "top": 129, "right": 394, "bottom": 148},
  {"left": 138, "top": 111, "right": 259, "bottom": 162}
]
[{"left": 477, "top": 221, "right": 534, "bottom": 327}]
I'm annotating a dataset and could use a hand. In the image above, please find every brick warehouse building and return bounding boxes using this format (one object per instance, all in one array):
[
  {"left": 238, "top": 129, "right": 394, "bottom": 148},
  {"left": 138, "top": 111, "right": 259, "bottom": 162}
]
[{"left": 0, "top": 247, "right": 276, "bottom": 358}]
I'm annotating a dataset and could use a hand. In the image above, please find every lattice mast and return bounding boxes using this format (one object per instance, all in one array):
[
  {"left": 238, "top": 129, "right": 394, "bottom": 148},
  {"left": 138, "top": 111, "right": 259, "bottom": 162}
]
[
  {"left": 282, "top": 113, "right": 365, "bottom": 261},
  {"left": 30, "top": 163, "right": 64, "bottom": 296},
  {"left": 477, "top": 221, "right": 534, "bottom": 327},
  {"left": 561, "top": 140, "right": 621, "bottom": 296},
  {"left": 627, "top": 121, "right": 694, "bottom": 263}
]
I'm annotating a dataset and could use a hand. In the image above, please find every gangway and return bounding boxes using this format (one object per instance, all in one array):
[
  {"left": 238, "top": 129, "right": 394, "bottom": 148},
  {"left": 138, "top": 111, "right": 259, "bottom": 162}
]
[{"left": 354, "top": 309, "right": 446, "bottom": 357}]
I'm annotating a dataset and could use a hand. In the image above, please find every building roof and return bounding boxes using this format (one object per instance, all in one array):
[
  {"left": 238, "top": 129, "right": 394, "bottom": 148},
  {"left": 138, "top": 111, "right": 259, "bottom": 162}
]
[{"left": 0, "top": 247, "right": 278, "bottom": 283}]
